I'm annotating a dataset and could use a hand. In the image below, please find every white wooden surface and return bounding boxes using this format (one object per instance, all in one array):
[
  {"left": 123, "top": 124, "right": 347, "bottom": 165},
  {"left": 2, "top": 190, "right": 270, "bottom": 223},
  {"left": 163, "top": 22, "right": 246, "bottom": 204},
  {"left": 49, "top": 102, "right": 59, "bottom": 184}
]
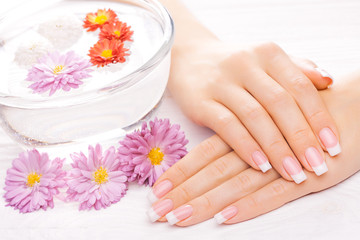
[{"left": 1, "top": 0, "right": 360, "bottom": 239}]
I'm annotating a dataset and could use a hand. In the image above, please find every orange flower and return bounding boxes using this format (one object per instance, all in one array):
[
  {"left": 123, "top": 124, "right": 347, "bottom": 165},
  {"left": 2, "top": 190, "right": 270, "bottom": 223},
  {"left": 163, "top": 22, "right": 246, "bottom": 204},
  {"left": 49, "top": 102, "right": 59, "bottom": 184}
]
[
  {"left": 99, "top": 20, "right": 133, "bottom": 42},
  {"left": 88, "top": 39, "right": 129, "bottom": 67},
  {"left": 83, "top": 9, "right": 118, "bottom": 32}
]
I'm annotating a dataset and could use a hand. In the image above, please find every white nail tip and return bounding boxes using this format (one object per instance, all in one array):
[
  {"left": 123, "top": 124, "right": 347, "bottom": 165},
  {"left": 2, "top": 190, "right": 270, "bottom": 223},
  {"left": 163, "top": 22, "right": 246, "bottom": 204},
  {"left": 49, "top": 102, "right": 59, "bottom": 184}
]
[
  {"left": 165, "top": 211, "right": 179, "bottom": 225},
  {"left": 291, "top": 171, "right": 307, "bottom": 184},
  {"left": 147, "top": 190, "right": 158, "bottom": 204},
  {"left": 327, "top": 143, "right": 341, "bottom": 157},
  {"left": 147, "top": 208, "right": 161, "bottom": 222},
  {"left": 315, "top": 68, "right": 333, "bottom": 80},
  {"left": 214, "top": 212, "right": 227, "bottom": 225},
  {"left": 259, "top": 161, "right": 272, "bottom": 173},
  {"left": 312, "top": 162, "right": 328, "bottom": 176}
]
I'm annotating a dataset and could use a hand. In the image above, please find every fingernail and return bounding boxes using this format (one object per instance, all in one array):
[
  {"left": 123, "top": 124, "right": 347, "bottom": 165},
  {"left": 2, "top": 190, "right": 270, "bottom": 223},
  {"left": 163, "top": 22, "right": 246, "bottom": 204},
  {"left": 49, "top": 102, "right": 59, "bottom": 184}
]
[
  {"left": 214, "top": 206, "right": 238, "bottom": 224},
  {"left": 252, "top": 151, "right": 272, "bottom": 173},
  {"left": 147, "top": 180, "right": 173, "bottom": 203},
  {"left": 315, "top": 68, "right": 334, "bottom": 85},
  {"left": 147, "top": 199, "right": 173, "bottom": 222},
  {"left": 165, "top": 205, "right": 193, "bottom": 225},
  {"left": 282, "top": 157, "right": 307, "bottom": 184},
  {"left": 319, "top": 127, "right": 341, "bottom": 156},
  {"left": 305, "top": 147, "right": 328, "bottom": 176}
]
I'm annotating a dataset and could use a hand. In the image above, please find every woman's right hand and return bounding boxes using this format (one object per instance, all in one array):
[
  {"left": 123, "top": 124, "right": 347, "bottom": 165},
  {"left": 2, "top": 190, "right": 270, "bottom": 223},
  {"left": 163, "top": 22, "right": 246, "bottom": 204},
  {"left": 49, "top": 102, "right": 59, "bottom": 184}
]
[
  {"left": 148, "top": 75, "right": 360, "bottom": 225},
  {"left": 169, "top": 39, "right": 340, "bottom": 183}
]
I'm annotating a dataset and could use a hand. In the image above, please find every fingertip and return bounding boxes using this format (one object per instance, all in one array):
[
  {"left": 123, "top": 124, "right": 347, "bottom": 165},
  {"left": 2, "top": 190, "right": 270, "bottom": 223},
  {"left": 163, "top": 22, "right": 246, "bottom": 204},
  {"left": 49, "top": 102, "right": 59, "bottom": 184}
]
[
  {"left": 147, "top": 189, "right": 158, "bottom": 203},
  {"left": 158, "top": 216, "right": 167, "bottom": 222},
  {"left": 282, "top": 157, "right": 307, "bottom": 183},
  {"left": 314, "top": 68, "right": 334, "bottom": 87},
  {"left": 309, "top": 68, "right": 333, "bottom": 90},
  {"left": 293, "top": 57, "right": 332, "bottom": 89}
]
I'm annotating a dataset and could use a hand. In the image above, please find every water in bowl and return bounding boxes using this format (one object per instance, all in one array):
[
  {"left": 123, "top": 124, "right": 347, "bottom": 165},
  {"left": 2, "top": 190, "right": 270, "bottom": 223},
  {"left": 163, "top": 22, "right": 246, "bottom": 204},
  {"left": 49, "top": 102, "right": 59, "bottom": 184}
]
[{"left": 0, "top": 0, "right": 172, "bottom": 157}]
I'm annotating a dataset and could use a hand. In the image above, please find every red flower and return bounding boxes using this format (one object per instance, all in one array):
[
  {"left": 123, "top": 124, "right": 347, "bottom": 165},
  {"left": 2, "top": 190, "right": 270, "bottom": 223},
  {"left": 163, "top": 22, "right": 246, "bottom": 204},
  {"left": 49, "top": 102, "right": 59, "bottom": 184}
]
[
  {"left": 83, "top": 9, "right": 118, "bottom": 32},
  {"left": 88, "top": 39, "right": 129, "bottom": 67},
  {"left": 99, "top": 20, "right": 133, "bottom": 42}
]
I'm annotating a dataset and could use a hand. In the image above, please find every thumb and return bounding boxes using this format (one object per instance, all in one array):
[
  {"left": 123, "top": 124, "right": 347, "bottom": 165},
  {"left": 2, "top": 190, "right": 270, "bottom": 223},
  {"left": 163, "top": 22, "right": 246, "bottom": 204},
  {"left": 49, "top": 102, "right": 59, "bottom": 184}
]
[{"left": 291, "top": 56, "right": 333, "bottom": 90}]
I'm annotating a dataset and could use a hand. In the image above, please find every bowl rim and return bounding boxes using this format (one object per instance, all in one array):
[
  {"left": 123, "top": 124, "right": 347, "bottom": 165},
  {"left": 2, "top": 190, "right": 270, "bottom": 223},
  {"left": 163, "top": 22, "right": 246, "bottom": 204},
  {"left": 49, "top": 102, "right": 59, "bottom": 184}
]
[{"left": 0, "top": 0, "right": 174, "bottom": 109}]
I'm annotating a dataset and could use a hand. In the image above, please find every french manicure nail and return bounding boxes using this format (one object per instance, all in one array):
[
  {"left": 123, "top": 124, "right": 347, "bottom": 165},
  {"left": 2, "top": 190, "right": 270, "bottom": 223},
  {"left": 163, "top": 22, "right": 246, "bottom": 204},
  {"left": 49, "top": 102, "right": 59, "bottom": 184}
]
[
  {"left": 315, "top": 68, "right": 334, "bottom": 85},
  {"left": 214, "top": 206, "right": 238, "bottom": 224},
  {"left": 305, "top": 147, "right": 328, "bottom": 176},
  {"left": 147, "top": 180, "right": 173, "bottom": 203},
  {"left": 283, "top": 157, "right": 307, "bottom": 184},
  {"left": 166, "top": 205, "right": 193, "bottom": 225},
  {"left": 252, "top": 151, "right": 272, "bottom": 173},
  {"left": 319, "top": 127, "right": 341, "bottom": 156},
  {"left": 147, "top": 199, "right": 173, "bottom": 222}
]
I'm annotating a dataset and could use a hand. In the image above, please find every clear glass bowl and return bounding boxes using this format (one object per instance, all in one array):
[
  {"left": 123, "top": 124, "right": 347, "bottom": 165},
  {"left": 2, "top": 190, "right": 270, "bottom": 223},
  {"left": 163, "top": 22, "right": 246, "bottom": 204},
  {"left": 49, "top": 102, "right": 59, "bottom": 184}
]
[{"left": 0, "top": 0, "right": 174, "bottom": 151}]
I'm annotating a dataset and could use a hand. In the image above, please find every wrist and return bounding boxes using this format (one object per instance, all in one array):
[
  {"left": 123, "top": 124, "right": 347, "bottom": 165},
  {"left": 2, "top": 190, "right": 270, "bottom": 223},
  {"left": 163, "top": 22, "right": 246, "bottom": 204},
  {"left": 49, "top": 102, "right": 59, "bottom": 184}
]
[{"left": 159, "top": 0, "right": 219, "bottom": 51}]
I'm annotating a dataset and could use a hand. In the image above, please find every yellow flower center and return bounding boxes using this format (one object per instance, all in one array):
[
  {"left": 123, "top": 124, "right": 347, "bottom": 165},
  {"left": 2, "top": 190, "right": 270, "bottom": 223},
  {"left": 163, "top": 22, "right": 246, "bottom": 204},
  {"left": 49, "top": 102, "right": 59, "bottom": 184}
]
[
  {"left": 95, "top": 14, "right": 108, "bottom": 25},
  {"left": 53, "top": 65, "right": 64, "bottom": 75},
  {"left": 148, "top": 148, "right": 164, "bottom": 165},
  {"left": 101, "top": 49, "right": 113, "bottom": 59},
  {"left": 114, "top": 30, "right": 121, "bottom": 37},
  {"left": 94, "top": 167, "right": 108, "bottom": 185},
  {"left": 26, "top": 172, "right": 41, "bottom": 187}
]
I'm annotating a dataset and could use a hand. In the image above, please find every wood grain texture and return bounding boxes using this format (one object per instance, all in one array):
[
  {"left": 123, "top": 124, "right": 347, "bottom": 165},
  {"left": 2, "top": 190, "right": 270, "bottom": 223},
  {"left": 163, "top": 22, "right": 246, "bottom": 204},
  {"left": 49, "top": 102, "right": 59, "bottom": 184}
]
[{"left": 0, "top": 0, "right": 360, "bottom": 239}]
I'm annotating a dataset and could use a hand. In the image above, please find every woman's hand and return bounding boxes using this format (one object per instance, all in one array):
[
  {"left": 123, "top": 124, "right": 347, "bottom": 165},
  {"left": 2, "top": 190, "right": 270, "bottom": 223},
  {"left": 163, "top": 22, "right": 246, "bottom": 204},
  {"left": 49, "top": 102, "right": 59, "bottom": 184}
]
[
  {"left": 149, "top": 78, "right": 360, "bottom": 226},
  {"left": 169, "top": 39, "right": 340, "bottom": 183},
  {"left": 147, "top": 79, "right": 360, "bottom": 226}
]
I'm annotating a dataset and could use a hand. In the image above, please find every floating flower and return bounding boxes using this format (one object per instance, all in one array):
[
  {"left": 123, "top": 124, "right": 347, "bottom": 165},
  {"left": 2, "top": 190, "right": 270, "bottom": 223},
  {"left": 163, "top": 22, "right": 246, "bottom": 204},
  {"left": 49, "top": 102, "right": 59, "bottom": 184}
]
[
  {"left": 3, "top": 149, "right": 66, "bottom": 213},
  {"left": 83, "top": 9, "right": 118, "bottom": 32},
  {"left": 118, "top": 118, "right": 189, "bottom": 186},
  {"left": 26, "top": 51, "right": 93, "bottom": 96},
  {"left": 88, "top": 39, "right": 129, "bottom": 67},
  {"left": 14, "top": 36, "right": 53, "bottom": 68},
  {"left": 99, "top": 20, "right": 133, "bottom": 42},
  {"left": 38, "top": 15, "right": 83, "bottom": 50},
  {"left": 66, "top": 144, "right": 128, "bottom": 211}
]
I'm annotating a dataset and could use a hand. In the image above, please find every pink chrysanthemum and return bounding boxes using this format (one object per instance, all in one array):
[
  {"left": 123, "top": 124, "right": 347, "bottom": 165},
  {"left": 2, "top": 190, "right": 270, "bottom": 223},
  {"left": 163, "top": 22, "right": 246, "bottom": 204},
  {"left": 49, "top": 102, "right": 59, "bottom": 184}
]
[
  {"left": 66, "top": 144, "right": 128, "bottom": 211},
  {"left": 3, "top": 149, "right": 66, "bottom": 213},
  {"left": 26, "top": 51, "right": 93, "bottom": 96},
  {"left": 118, "top": 118, "right": 189, "bottom": 186}
]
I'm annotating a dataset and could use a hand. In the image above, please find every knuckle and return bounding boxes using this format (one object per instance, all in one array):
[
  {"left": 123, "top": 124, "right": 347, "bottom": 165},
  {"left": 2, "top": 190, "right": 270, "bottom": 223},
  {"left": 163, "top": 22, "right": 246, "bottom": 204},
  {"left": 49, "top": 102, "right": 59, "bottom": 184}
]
[
  {"left": 176, "top": 185, "right": 193, "bottom": 201},
  {"left": 197, "top": 137, "right": 219, "bottom": 159},
  {"left": 208, "top": 158, "right": 230, "bottom": 177},
  {"left": 173, "top": 163, "right": 190, "bottom": 180},
  {"left": 232, "top": 174, "right": 253, "bottom": 192},
  {"left": 268, "top": 139, "right": 285, "bottom": 152},
  {"left": 267, "top": 87, "right": 293, "bottom": 107},
  {"left": 255, "top": 42, "right": 282, "bottom": 56},
  {"left": 237, "top": 135, "right": 255, "bottom": 150},
  {"left": 201, "top": 195, "right": 214, "bottom": 210},
  {"left": 242, "top": 104, "right": 264, "bottom": 121},
  {"left": 289, "top": 75, "right": 312, "bottom": 91},
  {"left": 214, "top": 112, "right": 236, "bottom": 128},
  {"left": 246, "top": 195, "right": 260, "bottom": 209},
  {"left": 290, "top": 127, "right": 311, "bottom": 143},
  {"left": 220, "top": 49, "right": 254, "bottom": 72},
  {"left": 270, "top": 182, "right": 287, "bottom": 197},
  {"left": 308, "top": 109, "right": 327, "bottom": 123}
]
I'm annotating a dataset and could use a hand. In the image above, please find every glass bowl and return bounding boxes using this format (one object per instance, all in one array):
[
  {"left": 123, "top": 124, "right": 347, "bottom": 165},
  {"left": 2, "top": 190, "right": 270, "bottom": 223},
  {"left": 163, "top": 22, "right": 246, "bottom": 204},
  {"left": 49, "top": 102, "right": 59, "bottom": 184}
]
[{"left": 0, "top": 0, "right": 174, "bottom": 151}]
